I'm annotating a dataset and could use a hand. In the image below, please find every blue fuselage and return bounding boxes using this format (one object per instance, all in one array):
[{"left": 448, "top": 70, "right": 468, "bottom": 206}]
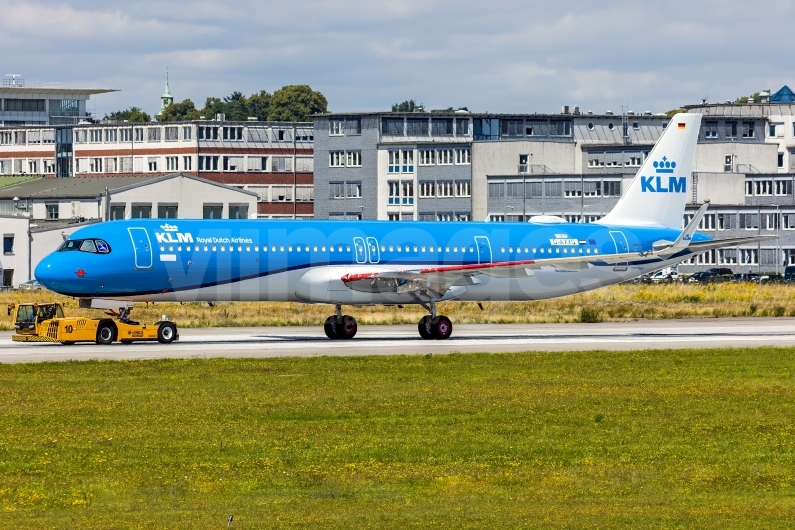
[{"left": 35, "top": 219, "right": 708, "bottom": 303}]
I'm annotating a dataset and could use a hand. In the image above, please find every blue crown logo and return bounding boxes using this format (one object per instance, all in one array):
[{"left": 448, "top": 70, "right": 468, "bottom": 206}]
[{"left": 653, "top": 156, "right": 676, "bottom": 174}]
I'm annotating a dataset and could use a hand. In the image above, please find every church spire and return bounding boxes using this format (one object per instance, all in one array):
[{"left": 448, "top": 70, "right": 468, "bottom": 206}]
[{"left": 159, "top": 68, "right": 174, "bottom": 114}]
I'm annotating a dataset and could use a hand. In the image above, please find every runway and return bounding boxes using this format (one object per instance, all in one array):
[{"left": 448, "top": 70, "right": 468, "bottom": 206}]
[{"left": 2, "top": 317, "right": 795, "bottom": 363}]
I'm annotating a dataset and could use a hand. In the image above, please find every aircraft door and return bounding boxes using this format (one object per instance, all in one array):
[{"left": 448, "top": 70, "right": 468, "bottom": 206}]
[
  {"left": 609, "top": 230, "right": 629, "bottom": 271},
  {"left": 128, "top": 227, "right": 153, "bottom": 270},
  {"left": 366, "top": 237, "right": 380, "bottom": 263},
  {"left": 353, "top": 237, "right": 367, "bottom": 264},
  {"left": 474, "top": 236, "right": 492, "bottom": 264}
]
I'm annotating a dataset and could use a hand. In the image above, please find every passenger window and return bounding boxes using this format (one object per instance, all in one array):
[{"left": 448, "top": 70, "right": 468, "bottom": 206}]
[
  {"left": 446, "top": 247, "right": 450, "bottom": 252},
  {"left": 221, "top": 246, "right": 226, "bottom": 252},
  {"left": 339, "top": 246, "right": 344, "bottom": 252},
  {"left": 177, "top": 246, "right": 182, "bottom": 251},
  {"left": 80, "top": 240, "right": 97, "bottom": 253},
  {"left": 280, "top": 246, "right": 284, "bottom": 252},
  {"left": 421, "top": 246, "right": 426, "bottom": 252},
  {"left": 389, "top": 246, "right": 393, "bottom": 252},
  {"left": 509, "top": 247, "right": 513, "bottom": 253},
  {"left": 397, "top": 246, "right": 402, "bottom": 253},
  {"left": 322, "top": 246, "right": 326, "bottom": 251},
  {"left": 212, "top": 246, "right": 217, "bottom": 251},
  {"left": 313, "top": 246, "right": 317, "bottom": 252},
  {"left": 305, "top": 245, "right": 309, "bottom": 252},
  {"left": 346, "top": 246, "right": 350, "bottom": 252},
  {"left": 413, "top": 246, "right": 418, "bottom": 252},
  {"left": 380, "top": 245, "right": 385, "bottom": 252},
  {"left": 330, "top": 246, "right": 335, "bottom": 252},
  {"left": 296, "top": 246, "right": 301, "bottom": 252}
]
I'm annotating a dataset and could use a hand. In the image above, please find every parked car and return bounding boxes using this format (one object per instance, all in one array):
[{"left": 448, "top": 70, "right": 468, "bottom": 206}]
[
  {"left": 689, "top": 271, "right": 729, "bottom": 283},
  {"left": 734, "top": 273, "right": 761, "bottom": 282},
  {"left": 17, "top": 280, "right": 43, "bottom": 291},
  {"left": 785, "top": 266, "right": 795, "bottom": 281},
  {"left": 649, "top": 269, "right": 680, "bottom": 283}
]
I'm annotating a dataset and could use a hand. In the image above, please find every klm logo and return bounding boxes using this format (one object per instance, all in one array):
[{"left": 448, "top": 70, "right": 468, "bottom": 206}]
[
  {"left": 155, "top": 223, "right": 194, "bottom": 244},
  {"left": 640, "top": 156, "right": 686, "bottom": 193}
]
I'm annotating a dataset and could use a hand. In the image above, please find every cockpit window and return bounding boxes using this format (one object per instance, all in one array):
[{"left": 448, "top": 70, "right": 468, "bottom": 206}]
[
  {"left": 58, "top": 239, "right": 111, "bottom": 254},
  {"left": 80, "top": 240, "right": 97, "bottom": 253}
]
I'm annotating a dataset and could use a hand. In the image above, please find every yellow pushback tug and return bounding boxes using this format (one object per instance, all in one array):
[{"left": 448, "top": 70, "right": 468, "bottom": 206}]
[{"left": 8, "top": 301, "right": 178, "bottom": 345}]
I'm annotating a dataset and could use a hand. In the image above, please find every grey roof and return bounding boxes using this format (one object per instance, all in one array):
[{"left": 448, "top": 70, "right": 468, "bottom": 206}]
[
  {"left": 0, "top": 87, "right": 118, "bottom": 97},
  {"left": 684, "top": 103, "right": 795, "bottom": 117},
  {"left": 315, "top": 111, "right": 666, "bottom": 119},
  {"left": 0, "top": 173, "right": 257, "bottom": 200}
]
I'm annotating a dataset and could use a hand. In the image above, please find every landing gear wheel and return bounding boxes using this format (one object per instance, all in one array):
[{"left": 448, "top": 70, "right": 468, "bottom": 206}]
[
  {"left": 432, "top": 316, "right": 453, "bottom": 340},
  {"left": 158, "top": 322, "right": 177, "bottom": 344},
  {"left": 418, "top": 316, "right": 434, "bottom": 340},
  {"left": 96, "top": 323, "right": 115, "bottom": 345},
  {"left": 324, "top": 316, "right": 338, "bottom": 340},
  {"left": 336, "top": 315, "right": 357, "bottom": 340}
]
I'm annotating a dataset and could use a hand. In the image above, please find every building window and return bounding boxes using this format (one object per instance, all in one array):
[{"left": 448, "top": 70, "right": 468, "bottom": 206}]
[
  {"left": 272, "top": 186, "right": 293, "bottom": 202},
  {"left": 199, "top": 126, "right": 218, "bottom": 140},
  {"left": 45, "top": 203, "right": 59, "bottom": 220},
  {"left": 387, "top": 181, "right": 400, "bottom": 205},
  {"left": 202, "top": 205, "right": 222, "bottom": 219},
  {"left": 725, "top": 155, "right": 734, "bottom": 173},
  {"left": 199, "top": 156, "right": 218, "bottom": 171},
  {"left": 776, "top": 180, "right": 792, "bottom": 195},
  {"left": 550, "top": 120, "right": 572, "bottom": 136},
  {"left": 545, "top": 181, "right": 563, "bottom": 197},
  {"left": 704, "top": 121, "right": 718, "bottom": 139},
  {"left": 90, "top": 158, "right": 102, "bottom": 173},
  {"left": 104, "top": 129, "right": 117, "bottom": 142},
  {"left": 388, "top": 213, "right": 401, "bottom": 221},
  {"left": 717, "top": 213, "right": 735, "bottom": 230},
  {"left": 346, "top": 182, "right": 361, "bottom": 198},
  {"left": 228, "top": 205, "right": 248, "bottom": 219},
  {"left": 330, "top": 119, "right": 344, "bottom": 136},
  {"left": 165, "top": 127, "right": 179, "bottom": 141},
  {"left": 147, "top": 128, "right": 161, "bottom": 142},
  {"left": 488, "top": 182, "right": 504, "bottom": 198},
  {"left": 437, "top": 181, "right": 454, "bottom": 197},
  {"left": 346, "top": 151, "right": 361, "bottom": 167},
  {"left": 381, "top": 118, "right": 404, "bottom": 136},
  {"left": 745, "top": 180, "right": 753, "bottom": 196},
  {"left": 110, "top": 205, "right": 125, "bottom": 220},
  {"left": 330, "top": 182, "right": 345, "bottom": 199},
  {"left": 700, "top": 214, "right": 716, "bottom": 230},
  {"left": 755, "top": 180, "right": 772, "bottom": 196},
  {"left": 346, "top": 118, "right": 361, "bottom": 135},
  {"left": 148, "top": 157, "right": 158, "bottom": 172},
  {"left": 388, "top": 150, "right": 413, "bottom": 173},
  {"left": 627, "top": 156, "right": 642, "bottom": 167},
  {"left": 419, "top": 181, "right": 435, "bottom": 198},
  {"left": 296, "top": 186, "right": 314, "bottom": 202},
  {"left": 526, "top": 181, "right": 543, "bottom": 198},
  {"left": 183, "top": 156, "right": 192, "bottom": 171},
  {"left": 223, "top": 127, "right": 243, "bottom": 141},
  {"left": 431, "top": 118, "right": 453, "bottom": 136},
  {"left": 437, "top": 212, "right": 454, "bottom": 222},
  {"left": 438, "top": 149, "right": 453, "bottom": 165},
  {"left": 501, "top": 120, "right": 523, "bottom": 137},
  {"left": 455, "top": 148, "right": 471, "bottom": 165},
  {"left": 525, "top": 120, "right": 545, "bottom": 136},
  {"left": 778, "top": 153, "right": 785, "bottom": 168},
  {"left": 182, "top": 126, "right": 192, "bottom": 140},
  {"left": 223, "top": 156, "right": 244, "bottom": 171},
  {"left": 725, "top": 121, "right": 737, "bottom": 138},
  {"left": 134, "top": 128, "right": 144, "bottom": 142},
  {"left": 131, "top": 205, "right": 152, "bottom": 218},
  {"left": 120, "top": 129, "right": 132, "bottom": 142},
  {"left": 456, "top": 212, "right": 470, "bottom": 221},
  {"left": 455, "top": 118, "right": 469, "bottom": 136},
  {"left": 564, "top": 181, "right": 582, "bottom": 197},
  {"left": 506, "top": 182, "right": 523, "bottom": 198},
  {"left": 455, "top": 181, "right": 471, "bottom": 197},
  {"left": 157, "top": 204, "right": 178, "bottom": 218},
  {"left": 164, "top": 157, "right": 177, "bottom": 171},
  {"left": 739, "top": 213, "right": 758, "bottom": 229},
  {"left": 742, "top": 121, "right": 755, "bottom": 138},
  {"left": 329, "top": 152, "right": 344, "bottom": 168},
  {"left": 401, "top": 181, "right": 414, "bottom": 205},
  {"left": 407, "top": 118, "right": 429, "bottom": 136},
  {"left": 89, "top": 130, "right": 102, "bottom": 143},
  {"left": 419, "top": 149, "right": 435, "bottom": 165},
  {"left": 603, "top": 181, "right": 621, "bottom": 196},
  {"left": 3, "top": 235, "right": 14, "bottom": 255},
  {"left": 583, "top": 181, "right": 601, "bottom": 197},
  {"left": 740, "top": 249, "right": 758, "bottom": 265}
]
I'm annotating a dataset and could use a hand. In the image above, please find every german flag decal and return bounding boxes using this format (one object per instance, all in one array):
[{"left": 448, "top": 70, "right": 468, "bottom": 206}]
[{"left": 678, "top": 122, "right": 686, "bottom": 129}]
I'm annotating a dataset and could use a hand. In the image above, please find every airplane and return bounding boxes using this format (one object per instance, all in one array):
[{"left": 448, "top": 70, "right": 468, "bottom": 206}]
[{"left": 34, "top": 113, "right": 773, "bottom": 340}]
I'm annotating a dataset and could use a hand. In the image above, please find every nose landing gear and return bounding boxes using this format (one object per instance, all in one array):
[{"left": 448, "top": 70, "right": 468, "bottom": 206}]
[
  {"left": 324, "top": 304, "right": 358, "bottom": 340},
  {"left": 416, "top": 300, "right": 452, "bottom": 340}
]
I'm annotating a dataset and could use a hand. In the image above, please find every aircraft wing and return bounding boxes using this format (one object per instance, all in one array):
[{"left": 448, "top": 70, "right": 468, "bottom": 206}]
[{"left": 340, "top": 234, "right": 777, "bottom": 295}]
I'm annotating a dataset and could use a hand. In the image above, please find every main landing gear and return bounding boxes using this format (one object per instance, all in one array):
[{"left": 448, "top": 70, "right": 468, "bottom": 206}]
[
  {"left": 324, "top": 304, "right": 358, "bottom": 340},
  {"left": 416, "top": 300, "right": 452, "bottom": 340}
]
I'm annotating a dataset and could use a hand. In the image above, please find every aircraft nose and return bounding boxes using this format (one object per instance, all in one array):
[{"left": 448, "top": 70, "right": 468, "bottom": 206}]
[{"left": 34, "top": 254, "right": 58, "bottom": 288}]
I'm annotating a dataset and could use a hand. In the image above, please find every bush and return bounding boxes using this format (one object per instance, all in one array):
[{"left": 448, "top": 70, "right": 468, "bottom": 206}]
[{"left": 580, "top": 307, "right": 603, "bottom": 323}]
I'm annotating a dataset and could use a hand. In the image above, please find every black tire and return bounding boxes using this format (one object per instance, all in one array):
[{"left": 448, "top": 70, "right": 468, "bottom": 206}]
[
  {"left": 61, "top": 341, "right": 75, "bottom": 346},
  {"left": 96, "top": 323, "right": 115, "bottom": 345},
  {"left": 432, "top": 316, "right": 453, "bottom": 340},
  {"left": 418, "top": 316, "right": 434, "bottom": 340},
  {"left": 158, "top": 322, "right": 177, "bottom": 344},
  {"left": 121, "top": 340, "right": 133, "bottom": 345},
  {"left": 336, "top": 315, "right": 357, "bottom": 340},
  {"left": 324, "top": 316, "right": 338, "bottom": 340}
]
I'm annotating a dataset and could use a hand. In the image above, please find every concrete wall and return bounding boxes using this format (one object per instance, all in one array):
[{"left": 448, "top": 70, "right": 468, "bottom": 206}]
[
  {"left": 694, "top": 142, "right": 779, "bottom": 173},
  {"left": 1, "top": 215, "right": 29, "bottom": 286},
  {"left": 692, "top": 172, "right": 746, "bottom": 205}
]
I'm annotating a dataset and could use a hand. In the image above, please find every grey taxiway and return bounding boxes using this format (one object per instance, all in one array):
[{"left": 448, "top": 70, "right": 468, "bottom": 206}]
[{"left": 1, "top": 318, "right": 794, "bottom": 363}]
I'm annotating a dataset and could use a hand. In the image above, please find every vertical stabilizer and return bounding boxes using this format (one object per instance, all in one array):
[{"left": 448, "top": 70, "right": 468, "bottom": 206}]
[{"left": 597, "top": 112, "right": 701, "bottom": 228}]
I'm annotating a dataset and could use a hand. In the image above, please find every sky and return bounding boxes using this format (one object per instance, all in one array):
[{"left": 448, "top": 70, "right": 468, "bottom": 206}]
[{"left": 1, "top": 0, "right": 793, "bottom": 118}]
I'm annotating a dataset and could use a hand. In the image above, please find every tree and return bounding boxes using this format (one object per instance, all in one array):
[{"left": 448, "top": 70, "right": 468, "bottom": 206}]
[
  {"left": 735, "top": 92, "right": 762, "bottom": 104},
  {"left": 104, "top": 107, "right": 151, "bottom": 122},
  {"left": 158, "top": 99, "right": 202, "bottom": 122},
  {"left": 665, "top": 107, "right": 686, "bottom": 117},
  {"left": 392, "top": 100, "right": 420, "bottom": 112},
  {"left": 247, "top": 90, "right": 271, "bottom": 121},
  {"left": 267, "top": 85, "right": 328, "bottom": 122}
]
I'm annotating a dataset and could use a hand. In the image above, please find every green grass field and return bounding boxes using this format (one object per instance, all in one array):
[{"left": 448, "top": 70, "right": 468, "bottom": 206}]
[{"left": 1, "top": 348, "right": 794, "bottom": 528}]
